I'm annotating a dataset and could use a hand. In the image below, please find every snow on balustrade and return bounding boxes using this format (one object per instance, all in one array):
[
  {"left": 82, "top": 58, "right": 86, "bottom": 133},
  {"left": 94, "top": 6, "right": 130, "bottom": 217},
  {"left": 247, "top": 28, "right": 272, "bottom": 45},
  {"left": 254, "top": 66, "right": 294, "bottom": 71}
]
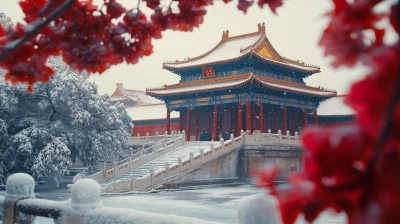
[
  {"left": 104, "top": 135, "right": 246, "bottom": 193},
  {"left": 0, "top": 173, "right": 222, "bottom": 224},
  {"left": 101, "top": 141, "right": 220, "bottom": 190},
  {"left": 80, "top": 134, "right": 185, "bottom": 184}
]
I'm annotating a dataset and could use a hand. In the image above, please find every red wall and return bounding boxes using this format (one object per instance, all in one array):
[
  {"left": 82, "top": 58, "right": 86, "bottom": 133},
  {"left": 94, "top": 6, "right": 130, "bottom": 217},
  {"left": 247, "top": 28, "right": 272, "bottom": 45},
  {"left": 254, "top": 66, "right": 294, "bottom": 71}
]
[{"left": 133, "top": 124, "right": 180, "bottom": 136}]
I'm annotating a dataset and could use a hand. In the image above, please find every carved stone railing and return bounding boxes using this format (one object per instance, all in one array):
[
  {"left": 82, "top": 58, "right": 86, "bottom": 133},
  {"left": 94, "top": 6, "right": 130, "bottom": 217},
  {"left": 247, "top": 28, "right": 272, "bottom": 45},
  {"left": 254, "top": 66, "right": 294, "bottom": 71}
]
[
  {"left": 243, "top": 129, "right": 301, "bottom": 146},
  {"left": 0, "top": 173, "right": 221, "bottom": 224},
  {"left": 75, "top": 133, "right": 186, "bottom": 184},
  {"left": 104, "top": 133, "right": 245, "bottom": 193},
  {"left": 128, "top": 131, "right": 180, "bottom": 146}
]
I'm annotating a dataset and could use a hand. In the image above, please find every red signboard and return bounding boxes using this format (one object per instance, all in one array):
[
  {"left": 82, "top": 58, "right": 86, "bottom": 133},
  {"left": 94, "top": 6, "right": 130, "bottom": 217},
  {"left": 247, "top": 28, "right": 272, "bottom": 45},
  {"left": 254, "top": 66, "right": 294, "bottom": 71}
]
[{"left": 202, "top": 67, "right": 215, "bottom": 78}]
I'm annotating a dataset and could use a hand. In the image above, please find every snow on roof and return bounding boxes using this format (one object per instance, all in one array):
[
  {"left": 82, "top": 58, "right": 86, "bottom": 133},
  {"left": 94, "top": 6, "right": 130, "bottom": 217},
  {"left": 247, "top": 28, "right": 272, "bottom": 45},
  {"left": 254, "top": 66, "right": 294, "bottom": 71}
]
[
  {"left": 163, "top": 33, "right": 263, "bottom": 69},
  {"left": 126, "top": 104, "right": 179, "bottom": 121},
  {"left": 254, "top": 54, "right": 319, "bottom": 72},
  {"left": 125, "top": 89, "right": 163, "bottom": 105},
  {"left": 317, "top": 96, "right": 355, "bottom": 116},
  {"left": 148, "top": 76, "right": 251, "bottom": 95},
  {"left": 254, "top": 76, "right": 336, "bottom": 97},
  {"left": 147, "top": 74, "right": 336, "bottom": 97}
]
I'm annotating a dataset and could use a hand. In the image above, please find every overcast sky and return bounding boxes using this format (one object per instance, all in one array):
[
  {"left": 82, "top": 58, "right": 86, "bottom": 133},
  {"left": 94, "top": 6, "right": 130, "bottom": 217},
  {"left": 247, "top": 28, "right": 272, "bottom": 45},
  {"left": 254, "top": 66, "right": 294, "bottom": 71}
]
[{"left": 1, "top": 0, "right": 397, "bottom": 95}]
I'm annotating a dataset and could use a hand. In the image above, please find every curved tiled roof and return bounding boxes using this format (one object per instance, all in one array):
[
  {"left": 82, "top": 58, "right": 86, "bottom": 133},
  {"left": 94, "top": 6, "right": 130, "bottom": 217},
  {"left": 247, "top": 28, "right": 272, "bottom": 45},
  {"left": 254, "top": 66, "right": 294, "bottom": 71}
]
[
  {"left": 146, "top": 73, "right": 336, "bottom": 98},
  {"left": 163, "top": 23, "right": 320, "bottom": 73},
  {"left": 317, "top": 96, "right": 355, "bottom": 116}
]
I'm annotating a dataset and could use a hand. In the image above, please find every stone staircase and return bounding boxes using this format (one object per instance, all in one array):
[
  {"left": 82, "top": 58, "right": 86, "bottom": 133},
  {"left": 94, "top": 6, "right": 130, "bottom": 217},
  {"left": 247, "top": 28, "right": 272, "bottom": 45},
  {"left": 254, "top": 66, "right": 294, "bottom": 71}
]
[
  {"left": 100, "top": 142, "right": 219, "bottom": 190},
  {"left": 104, "top": 134, "right": 245, "bottom": 193}
]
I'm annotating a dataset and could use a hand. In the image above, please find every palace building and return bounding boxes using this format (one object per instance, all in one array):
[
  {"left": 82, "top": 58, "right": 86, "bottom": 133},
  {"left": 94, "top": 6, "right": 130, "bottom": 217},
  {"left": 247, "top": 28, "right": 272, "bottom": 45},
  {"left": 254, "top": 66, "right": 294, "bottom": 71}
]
[{"left": 111, "top": 23, "right": 355, "bottom": 140}]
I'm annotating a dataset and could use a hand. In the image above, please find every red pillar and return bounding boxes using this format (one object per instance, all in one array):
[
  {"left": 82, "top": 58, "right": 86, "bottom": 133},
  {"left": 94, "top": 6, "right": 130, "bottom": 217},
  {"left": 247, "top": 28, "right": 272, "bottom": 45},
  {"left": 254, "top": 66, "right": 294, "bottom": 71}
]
[
  {"left": 213, "top": 105, "right": 218, "bottom": 141},
  {"left": 259, "top": 103, "right": 263, "bottom": 132},
  {"left": 314, "top": 109, "right": 318, "bottom": 124},
  {"left": 166, "top": 108, "right": 171, "bottom": 134},
  {"left": 186, "top": 108, "right": 191, "bottom": 141},
  {"left": 179, "top": 111, "right": 184, "bottom": 132},
  {"left": 246, "top": 101, "right": 252, "bottom": 133},
  {"left": 195, "top": 112, "right": 200, "bottom": 141},
  {"left": 238, "top": 102, "right": 243, "bottom": 136},
  {"left": 221, "top": 108, "right": 225, "bottom": 135},
  {"left": 282, "top": 106, "right": 287, "bottom": 133},
  {"left": 303, "top": 109, "right": 308, "bottom": 128}
]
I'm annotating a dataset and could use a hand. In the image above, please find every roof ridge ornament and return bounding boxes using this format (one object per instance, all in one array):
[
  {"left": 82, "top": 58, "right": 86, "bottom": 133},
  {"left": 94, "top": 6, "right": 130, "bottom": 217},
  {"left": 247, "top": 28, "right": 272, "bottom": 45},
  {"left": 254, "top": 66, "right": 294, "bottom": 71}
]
[
  {"left": 222, "top": 30, "right": 229, "bottom": 40},
  {"left": 257, "top": 22, "right": 266, "bottom": 33}
]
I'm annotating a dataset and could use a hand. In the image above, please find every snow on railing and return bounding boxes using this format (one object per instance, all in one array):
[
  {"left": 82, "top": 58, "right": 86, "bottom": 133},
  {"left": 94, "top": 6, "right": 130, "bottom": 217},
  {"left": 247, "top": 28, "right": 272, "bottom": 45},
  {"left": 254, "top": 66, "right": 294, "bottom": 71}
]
[
  {"left": 75, "top": 132, "right": 186, "bottom": 184},
  {"left": 105, "top": 132, "right": 245, "bottom": 193},
  {"left": 243, "top": 129, "right": 301, "bottom": 146},
  {"left": 128, "top": 131, "right": 180, "bottom": 145},
  {"left": 0, "top": 173, "right": 221, "bottom": 224}
]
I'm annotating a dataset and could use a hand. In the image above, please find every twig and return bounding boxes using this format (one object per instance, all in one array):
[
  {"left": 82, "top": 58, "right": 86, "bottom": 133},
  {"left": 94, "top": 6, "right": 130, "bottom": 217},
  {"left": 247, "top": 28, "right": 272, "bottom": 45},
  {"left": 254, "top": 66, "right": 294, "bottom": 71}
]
[
  {"left": 371, "top": 70, "right": 400, "bottom": 166},
  {"left": 0, "top": 0, "right": 76, "bottom": 62},
  {"left": 39, "top": 0, "right": 55, "bottom": 17}
]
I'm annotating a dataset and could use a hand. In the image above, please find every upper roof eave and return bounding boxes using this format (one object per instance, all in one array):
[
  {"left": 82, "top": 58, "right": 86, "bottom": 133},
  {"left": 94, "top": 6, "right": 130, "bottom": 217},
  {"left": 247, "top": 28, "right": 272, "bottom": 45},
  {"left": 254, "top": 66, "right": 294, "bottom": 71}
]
[{"left": 146, "top": 73, "right": 337, "bottom": 98}]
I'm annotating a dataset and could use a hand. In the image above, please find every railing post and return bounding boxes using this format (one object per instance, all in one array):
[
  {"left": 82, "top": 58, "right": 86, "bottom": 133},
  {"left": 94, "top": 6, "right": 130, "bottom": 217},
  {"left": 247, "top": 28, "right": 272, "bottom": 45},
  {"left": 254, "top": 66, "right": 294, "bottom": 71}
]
[
  {"left": 165, "top": 162, "right": 170, "bottom": 178},
  {"left": 200, "top": 149, "right": 204, "bottom": 163},
  {"left": 278, "top": 130, "right": 282, "bottom": 143},
  {"left": 113, "top": 161, "right": 118, "bottom": 178},
  {"left": 103, "top": 161, "right": 107, "bottom": 180},
  {"left": 220, "top": 138, "right": 225, "bottom": 151},
  {"left": 150, "top": 166, "right": 155, "bottom": 187},
  {"left": 182, "top": 130, "right": 186, "bottom": 143},
  {"left": 189, "top": 152, "right": 194, "bottom": 169},
  {"left": 67, "top": 179, "right": 102, "bottom": 224},
  {"left": 230, "top": 133, "right": 234, "bottom": 141},
  {"left": 129, "top": 150, "right": 133, "bottom": 171},
  {"left": 210, "top": 143, "right": 215, "bottom": 155},
  {"left": 295, "top": 132, "right": 298, "bottom": 140},
  {"left": 146, "top": 132, "right": 149, "bottom": 142},
  {"left": 286, "top": 130, "right": 290, "bottom": 137},
  {"left": 3, "top": 173, "right": 36, "bottom": 224},
  {"left": 131, "top": 174, "right": 136, "bottom": 190},
  {"left": 139, "top": 150, "right": 144, "bottom": 166},
  {"left": 178, "top": 157, "right": 182, "bottom": 174}
]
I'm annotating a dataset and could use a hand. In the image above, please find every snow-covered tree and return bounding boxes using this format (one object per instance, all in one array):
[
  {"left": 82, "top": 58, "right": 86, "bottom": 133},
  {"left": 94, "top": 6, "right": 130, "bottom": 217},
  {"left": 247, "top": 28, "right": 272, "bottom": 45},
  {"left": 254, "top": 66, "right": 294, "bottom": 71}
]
[
  {"left": 0, "top": 57, "right": 132, "bottom": 184},
  {"left": 32, "top": 137, "right": 71, "bottom": 186}
]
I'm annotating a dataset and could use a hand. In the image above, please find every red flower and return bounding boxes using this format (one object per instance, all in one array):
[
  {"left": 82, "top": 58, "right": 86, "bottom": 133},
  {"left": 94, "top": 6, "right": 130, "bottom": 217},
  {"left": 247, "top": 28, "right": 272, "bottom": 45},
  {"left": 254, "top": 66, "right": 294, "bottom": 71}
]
[
  {"left": 257, "top": 0, "right": 283, "bottom": 14},
  {"left": 238, "top": 0, "right": 254, "bottom": 13},
  {"left": 252, "top": 166, "right": 278, "bottom": 188}
]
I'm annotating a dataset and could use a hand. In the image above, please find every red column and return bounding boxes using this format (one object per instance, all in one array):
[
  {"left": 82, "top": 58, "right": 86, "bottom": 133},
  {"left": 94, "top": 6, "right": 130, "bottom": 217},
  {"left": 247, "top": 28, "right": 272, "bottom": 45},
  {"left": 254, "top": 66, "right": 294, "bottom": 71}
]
[
  {"left": 314, "top": 109, "right": 318, "bottom": 124},
  {"left": 186, "top": 108, "right": 191, "bottom": 141},
  {"left": 259, "top": 103, "right": 263, "bottom": 132},
  {"left": 246, "top": 101, "right": 252, "bottom": 133},
  {"left": 238, "top": 102, "right": 243, "bottom": 136},
  {"left": 303, "top": 109, "right": 308, "bottom": 128},
  {"left": 221, "top": 108, "right": 225, "bottom": 135},
  {"left": 166, "top": 108, "right": 171, "bottom": 134},
  {"left": 212, "top": 105, "right": 218, "bottom": 141},
  {"left": 179, "top": 111, "right": 184, "bottom": 132},
  {"left": 282, "top": 106, "right": 287, "bottom": 133},
  {"left": 195, "top": 112, "right": 200, "bottom": 141}
]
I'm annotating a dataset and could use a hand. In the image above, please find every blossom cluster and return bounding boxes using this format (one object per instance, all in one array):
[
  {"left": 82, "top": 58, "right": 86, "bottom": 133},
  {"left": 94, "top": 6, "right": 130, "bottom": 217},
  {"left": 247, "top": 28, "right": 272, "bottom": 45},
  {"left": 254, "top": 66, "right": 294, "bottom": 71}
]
[
  {"left": 255, "top": 0, "right": 400, "bottom": 223},
  {"left": 0, "top": 0, "right": 283, "bottom": 91}
]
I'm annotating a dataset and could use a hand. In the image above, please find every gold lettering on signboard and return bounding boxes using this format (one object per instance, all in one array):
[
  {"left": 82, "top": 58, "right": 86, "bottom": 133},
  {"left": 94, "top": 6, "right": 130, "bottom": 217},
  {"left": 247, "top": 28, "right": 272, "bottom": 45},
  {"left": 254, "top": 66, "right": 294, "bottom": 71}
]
[
  {"left": 196, "top": 97, "right": 211, "bottom": 102},
  {"left": 220, "top": 94, "right": 236, "bottom": 99},
  {"left": 171, "top": 100, "right": 185, "bottom": 104}
]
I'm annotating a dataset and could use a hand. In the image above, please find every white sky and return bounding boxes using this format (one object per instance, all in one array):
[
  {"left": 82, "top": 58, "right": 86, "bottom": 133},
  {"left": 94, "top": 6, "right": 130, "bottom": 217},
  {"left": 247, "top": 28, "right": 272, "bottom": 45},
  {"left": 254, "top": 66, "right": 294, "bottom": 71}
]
[{"left": 1, "top": 0, "right": 397, "bottom": 96}]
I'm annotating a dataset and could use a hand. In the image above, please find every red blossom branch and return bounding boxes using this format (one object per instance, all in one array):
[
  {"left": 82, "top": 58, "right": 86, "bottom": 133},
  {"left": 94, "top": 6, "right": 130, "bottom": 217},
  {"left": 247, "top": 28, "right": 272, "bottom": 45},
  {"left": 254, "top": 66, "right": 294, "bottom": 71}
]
[{"left": 0, "top": 0, "right": 76, "bottom": 62}]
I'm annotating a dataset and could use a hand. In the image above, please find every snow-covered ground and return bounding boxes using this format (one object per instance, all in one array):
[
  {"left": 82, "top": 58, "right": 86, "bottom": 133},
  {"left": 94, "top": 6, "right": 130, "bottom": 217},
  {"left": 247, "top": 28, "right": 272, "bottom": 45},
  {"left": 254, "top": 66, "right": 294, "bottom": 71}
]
[{"left": 0, "top": 185, "right": 346, "bottom": 224}]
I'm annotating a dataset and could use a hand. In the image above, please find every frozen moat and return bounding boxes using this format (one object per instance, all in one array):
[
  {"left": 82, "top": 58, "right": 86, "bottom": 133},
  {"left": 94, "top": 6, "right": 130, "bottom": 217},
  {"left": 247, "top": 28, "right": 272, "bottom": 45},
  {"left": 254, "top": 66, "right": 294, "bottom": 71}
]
[{"left": 0, "top": 184, "right": 346, "bottom": 224}]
